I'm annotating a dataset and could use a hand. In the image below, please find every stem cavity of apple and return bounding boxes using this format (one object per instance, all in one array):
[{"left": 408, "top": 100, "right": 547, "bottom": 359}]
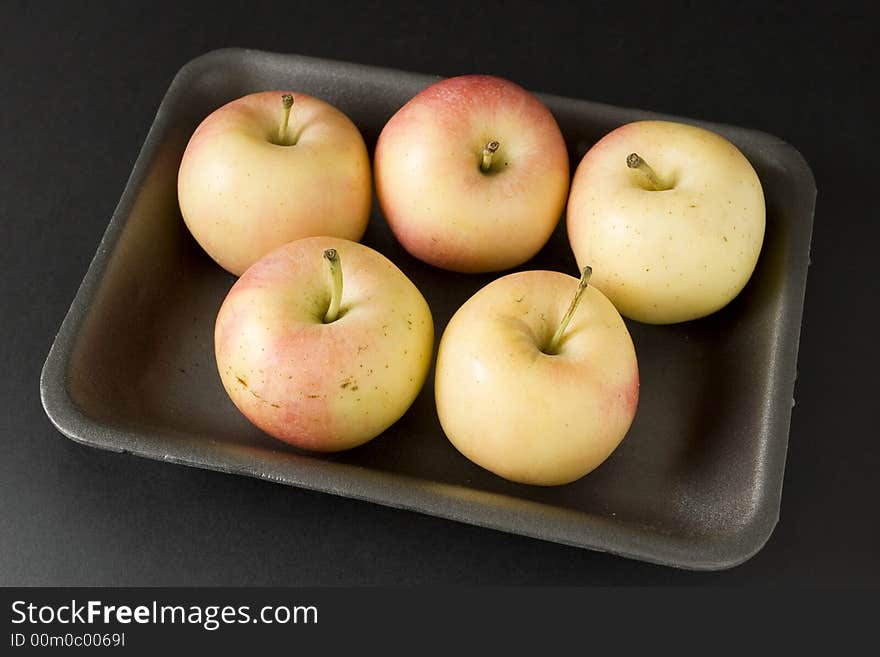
[
  {"left": 323, "top": 248, "right": 343, "bottom": 323},
  {"left": 278, "top": 93, "right": 294, "bottom": 145},
  {"left": 480, "top": 140, "right": 500, "bottom": 172},
  {"left": 626, "top": 152, "right": 667, "bottom": 191},
  {"left": 545, "top": 266, "right": 593, "bottom": 355}
]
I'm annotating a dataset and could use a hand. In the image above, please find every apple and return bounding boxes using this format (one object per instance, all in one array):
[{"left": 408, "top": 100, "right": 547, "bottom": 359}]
[
  {"left": 434, "top": 267, "right": 639, "bottom": 486},
  {"left": 214, "top": 236, "right": 434, "bottom": 451},
  {"left": 374, "top": 75, "right": 570, "bottom": 273},
  {"left": 179, "top": 91, "right": 372, "bottom": 276},
  {"left": 566, "top": 120, "right": 765, "bottom": 324}
]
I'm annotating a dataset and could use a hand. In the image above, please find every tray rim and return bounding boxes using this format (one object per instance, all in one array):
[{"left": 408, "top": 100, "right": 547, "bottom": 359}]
[{"left": 39, "top": 47, "right": 817, "bottom": 571}]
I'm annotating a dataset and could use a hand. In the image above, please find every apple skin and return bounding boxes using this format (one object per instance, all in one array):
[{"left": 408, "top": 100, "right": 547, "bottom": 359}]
[
  {"left": 567, "top": 120, "right": 765, "bottom": 324},
  {"left": 179, "top": 91, "right": 372, "bottom": 276},
  {"left": 214, "top": 237, "right": 434, "bottom": 452},
  {"left": 435, "top": 270, "right": 639, "bottom": 486},
  {"left": 374, "top": 75, "right": 570, "bottom": 273}
]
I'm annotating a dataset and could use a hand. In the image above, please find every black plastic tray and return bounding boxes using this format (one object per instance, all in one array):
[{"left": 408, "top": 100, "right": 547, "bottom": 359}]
[{"left": 40, "top": 49, "right": 816, "bottom": 570}]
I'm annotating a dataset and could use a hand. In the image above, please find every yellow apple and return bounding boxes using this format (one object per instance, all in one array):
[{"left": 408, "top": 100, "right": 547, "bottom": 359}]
[
  {"left": 179, "top": 91, "right": 371, "bottom": 276},
  {"left": 435, "top": 268, "right": 639, "bottom": 485},
  {"left": 567, "top": 120, "right": 765, "bottom": 324}
]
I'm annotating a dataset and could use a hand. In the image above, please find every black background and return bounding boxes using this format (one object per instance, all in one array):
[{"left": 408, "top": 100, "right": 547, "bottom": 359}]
[{"left": 1, "top": 1, "right": 877, "bottom": 586}]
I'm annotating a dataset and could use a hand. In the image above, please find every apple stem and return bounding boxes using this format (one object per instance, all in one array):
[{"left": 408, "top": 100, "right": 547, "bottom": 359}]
[
  {"left": 279, "top": 94, "right": 294, "bottom": 144},
  {"left": 626, "top": 153, "right": 666, "bottom": 190},
  {"left": 323, "top": 248, "right": 343, "bottom": 323},
  {"left": 480, "top": 140, "right": 500, "bottom": 172},
  {"left": 545, "top": 266, "right": 593, "bottom": 355}
]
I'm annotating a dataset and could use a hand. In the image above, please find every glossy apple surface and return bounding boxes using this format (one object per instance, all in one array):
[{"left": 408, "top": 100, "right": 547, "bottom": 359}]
[
  {"left": 567, "top": 120, "right": 765, "bottom": 324},
  {"left": 375, "top": 75, "right": 569, "bottom": 273},
  {"left": 435, "top": 270, "right": 639, "bottom": 485},
  {"left": 215, "top": 237, "right": 433, "bottom": 451},
  {"left": 179, "top": 91, "right": 371, "bottom": 276}
]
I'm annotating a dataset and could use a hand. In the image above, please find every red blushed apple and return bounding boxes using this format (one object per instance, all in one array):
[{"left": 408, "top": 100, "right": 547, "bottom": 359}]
[
  {"left": 374, "top": 75, "right": 570, "bottom": 273},
  {"left": 179, "top": 91, "right": 371, "bottom": 276},
  {"left": 214, "top": 237, "right": 434, "bottom": 452}
]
